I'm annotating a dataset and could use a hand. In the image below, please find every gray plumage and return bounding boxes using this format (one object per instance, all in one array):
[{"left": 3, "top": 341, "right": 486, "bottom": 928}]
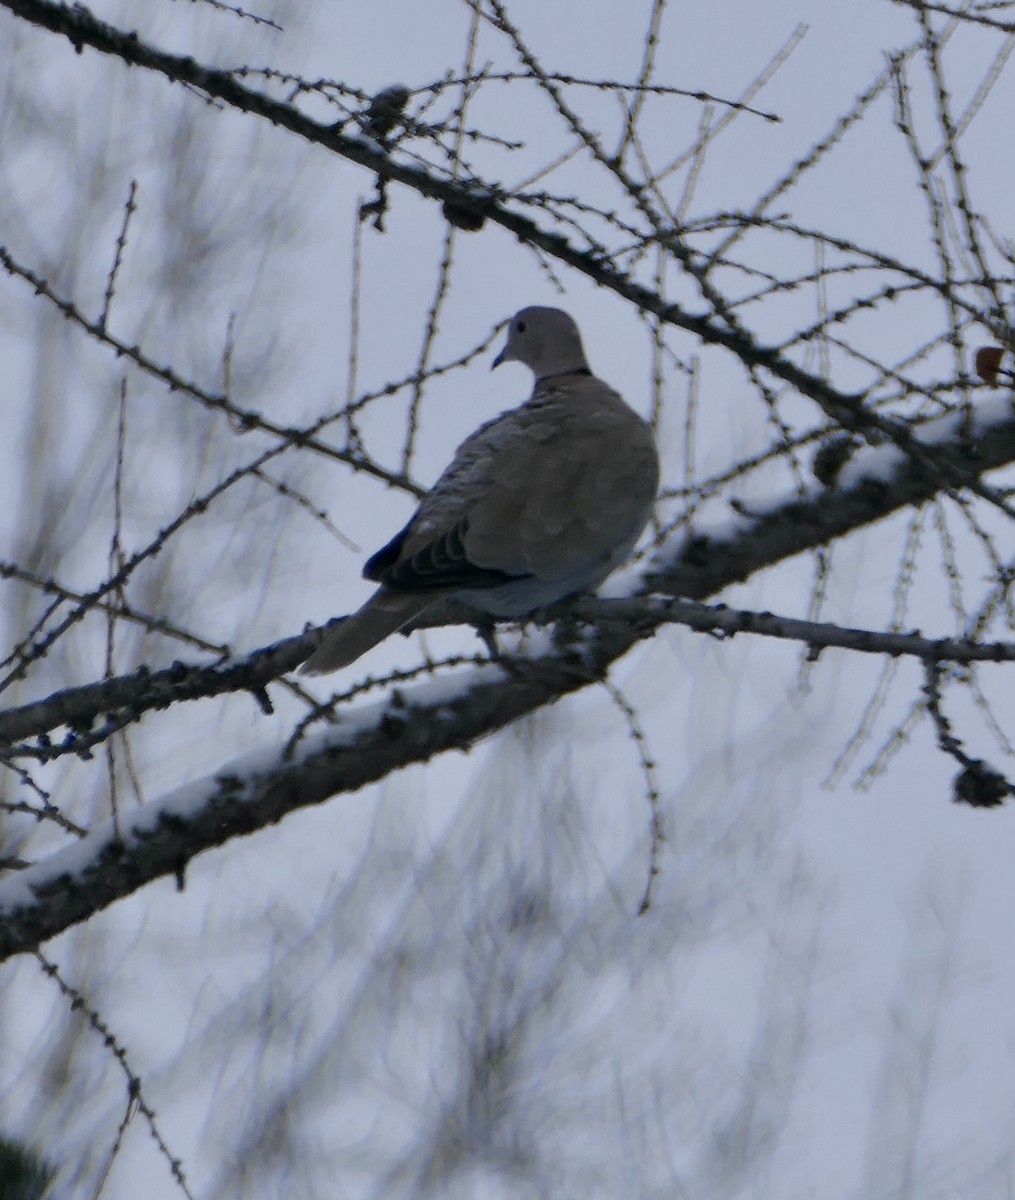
[{"left": 301, "top": 306, "right": 659, "bottom": 674}]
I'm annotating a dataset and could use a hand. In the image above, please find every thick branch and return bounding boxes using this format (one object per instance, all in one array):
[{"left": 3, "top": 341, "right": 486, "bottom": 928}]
[
  {"left": 0, "top": 650, "right": 605, "bottom": 960},
  {"left": 6, "top": 571, "right": 1015, "bottom": 957},
  {"left": 5, "top": 408, "right": 1015, "bottom": 752}
]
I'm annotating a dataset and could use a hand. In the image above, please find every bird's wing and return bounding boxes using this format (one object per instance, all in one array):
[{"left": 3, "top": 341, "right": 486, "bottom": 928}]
[
  {"left": 370, "top": 377, "right": 658, "bottom": 592},
  {"left": 462, "top": 377, "right": 658, "bottom": 581}
]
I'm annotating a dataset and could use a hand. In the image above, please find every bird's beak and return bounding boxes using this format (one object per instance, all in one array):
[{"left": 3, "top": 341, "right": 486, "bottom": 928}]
[{"left": 491, "top": 345, "right": 506, "bottom": 370}]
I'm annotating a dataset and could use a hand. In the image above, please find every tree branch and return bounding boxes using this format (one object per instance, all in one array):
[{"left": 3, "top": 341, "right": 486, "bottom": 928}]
[
  {"left": 5, "top": 402, "right": 1015, "bottom": 754},
  {"left": 0, "top": 647, "right": 605, "bottom": 961},
  {"left": 2, "top": 0, "right": 1007, "bottom": 510}
]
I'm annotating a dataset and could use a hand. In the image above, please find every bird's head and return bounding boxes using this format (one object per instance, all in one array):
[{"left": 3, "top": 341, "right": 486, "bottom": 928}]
[{"left": 492, "top": 306, "right": 589, "bottom": 380}]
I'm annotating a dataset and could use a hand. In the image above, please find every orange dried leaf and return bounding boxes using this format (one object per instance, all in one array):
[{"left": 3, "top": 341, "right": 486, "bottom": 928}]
[{"left": 974, "top": 345, "right": 1004, "bottom": 385}]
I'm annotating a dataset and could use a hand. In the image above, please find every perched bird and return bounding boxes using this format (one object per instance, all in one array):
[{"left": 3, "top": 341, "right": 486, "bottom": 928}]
[{"left": 300, "top": 306, "right": 659, "bottom": 675}]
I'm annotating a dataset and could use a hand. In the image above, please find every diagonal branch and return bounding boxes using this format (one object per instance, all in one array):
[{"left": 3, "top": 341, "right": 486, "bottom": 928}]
[
  {"left": 4, "top": 401, "right": 1015, "bottom": 750},
  {"left": 3, "top": 0, "right": 1009, "bottom": 516},
  {"left": 0, "top": 649, "right": 602, "bottom": 961},
  {"left": 6, "top": 560, "right": 1015, "bottom": 958},
  {"left": 0, "top": 600, "right": 1005, "bottom": 952}
]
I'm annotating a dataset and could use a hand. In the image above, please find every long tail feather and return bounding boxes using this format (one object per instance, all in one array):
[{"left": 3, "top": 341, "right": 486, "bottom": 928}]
[{"left": 300, "top": 589, "right": 436, "bottom": 675}]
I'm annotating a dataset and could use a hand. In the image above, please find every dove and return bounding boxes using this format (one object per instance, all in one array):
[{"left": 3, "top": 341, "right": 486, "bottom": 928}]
[{"left": 300, "top": 306, "right": 659, "bottom": 674}]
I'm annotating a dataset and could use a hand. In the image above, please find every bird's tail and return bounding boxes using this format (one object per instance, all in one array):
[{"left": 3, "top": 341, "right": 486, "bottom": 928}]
[{"left": 300, "top": 588, "right": 436, "bottom": 675}]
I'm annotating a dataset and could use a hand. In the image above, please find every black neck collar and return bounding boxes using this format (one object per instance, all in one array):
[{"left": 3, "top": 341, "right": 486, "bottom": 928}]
[{"left": 535, "top": 366, "right": 592, "bottom": 386}]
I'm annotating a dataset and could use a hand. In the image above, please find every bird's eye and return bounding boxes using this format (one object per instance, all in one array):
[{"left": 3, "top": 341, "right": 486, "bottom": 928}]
[{"left": 517, "top": 320, "right": 527, "bottom": 333}]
